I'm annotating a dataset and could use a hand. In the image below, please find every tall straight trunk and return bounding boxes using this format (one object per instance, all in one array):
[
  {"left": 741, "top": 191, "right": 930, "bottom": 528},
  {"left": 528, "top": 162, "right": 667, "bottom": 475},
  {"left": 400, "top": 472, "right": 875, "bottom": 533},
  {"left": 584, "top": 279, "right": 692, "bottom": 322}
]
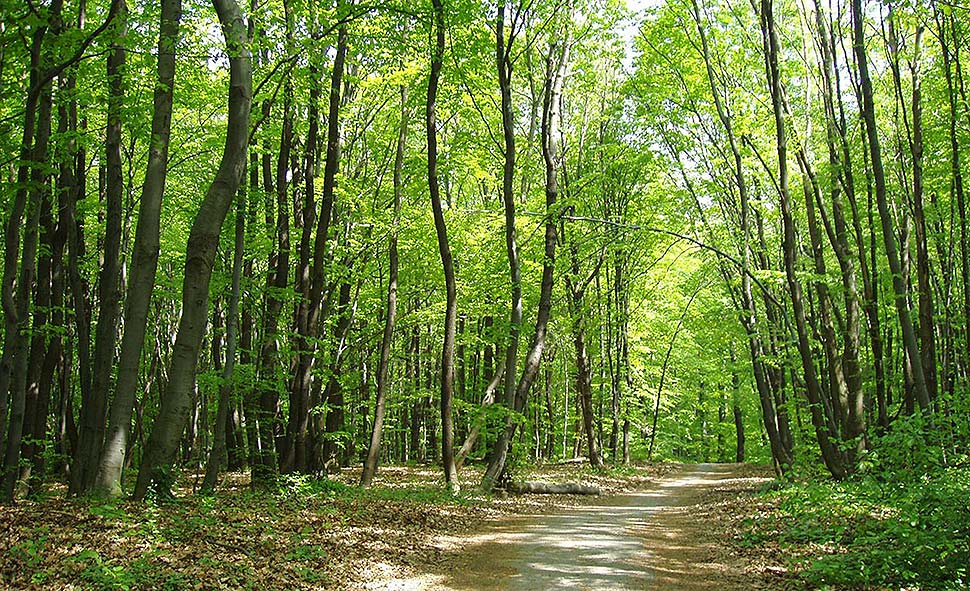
[
  {"left": 760, "top": 0, "right": 846, "bottom": 478},
  {"left": 29, "top": 62, "right": 79, "bottom": 496},
  {"left": 810, "top": 0, "right": 867, "bottom": 449},
  {"left": 427, "top": 0, "right": 459, "bottom": 492},
  {"left": 95, "top": 0, "right": 181, "bottom": 497},
  {"left": 496, "top": 0, "right": 523, "bottom": 442},
  {"left": 283, "top": 59, "right": 320, "bottom": 475},
  {"left": 851, "top": 0, "right": 932, "bottom": 415},
  {"left": 251, "top": 51, "right": 294, "bottom": 488},
  {"left": 0, "top": 10, "right": 48, "bottom": 450},
  {"left": 901, "top": 25, "right": 938, "bottom": 404},
  {"left": 361, "top": 85, "right": 408, "bottom": 488},
  {"left": 21, "top": 141, "right": 63, "bottom": 494},
  {"left": 482, "top": 37, "right": 568, "bottom": 491},
  {"left": 1, "top": 0, "right": 65, "bottom": 499},
  {"left": 935, "top": 5, "right": 970, "bottom": 371},
  {"left": 132, "top": 0, "right": 251, "bottom": 501},
  {"left": 73, "top": 0, "right": 128, "bottom": 494}
]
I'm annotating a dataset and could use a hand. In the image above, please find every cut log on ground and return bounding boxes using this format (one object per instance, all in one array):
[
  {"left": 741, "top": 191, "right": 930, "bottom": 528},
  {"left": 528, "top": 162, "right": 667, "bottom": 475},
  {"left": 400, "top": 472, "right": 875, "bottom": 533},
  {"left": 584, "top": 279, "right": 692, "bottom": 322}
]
[{"left": 509, "top": 481, "right": 601, "bottom": 495}]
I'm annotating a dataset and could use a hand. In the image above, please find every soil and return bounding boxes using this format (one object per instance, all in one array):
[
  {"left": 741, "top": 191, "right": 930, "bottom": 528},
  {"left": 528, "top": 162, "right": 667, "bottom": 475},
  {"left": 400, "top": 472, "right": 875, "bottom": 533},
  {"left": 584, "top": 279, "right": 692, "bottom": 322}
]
[{"left": 367, "top": 463, "right": 772, "bottom": 591}]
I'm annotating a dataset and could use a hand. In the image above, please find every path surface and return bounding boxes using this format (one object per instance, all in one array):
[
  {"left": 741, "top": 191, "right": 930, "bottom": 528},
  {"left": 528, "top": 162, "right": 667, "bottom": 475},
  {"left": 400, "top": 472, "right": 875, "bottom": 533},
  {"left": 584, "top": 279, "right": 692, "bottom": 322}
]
[{"left": 377, "top": 463, "right": 762, "bottom": 591}]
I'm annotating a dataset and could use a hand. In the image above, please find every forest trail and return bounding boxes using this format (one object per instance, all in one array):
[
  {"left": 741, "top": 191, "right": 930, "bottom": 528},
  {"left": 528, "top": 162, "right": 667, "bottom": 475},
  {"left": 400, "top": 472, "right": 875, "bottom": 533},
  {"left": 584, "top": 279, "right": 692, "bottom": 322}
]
[{"left": 374, "top": 464, "right": 763, "bottom": 590}]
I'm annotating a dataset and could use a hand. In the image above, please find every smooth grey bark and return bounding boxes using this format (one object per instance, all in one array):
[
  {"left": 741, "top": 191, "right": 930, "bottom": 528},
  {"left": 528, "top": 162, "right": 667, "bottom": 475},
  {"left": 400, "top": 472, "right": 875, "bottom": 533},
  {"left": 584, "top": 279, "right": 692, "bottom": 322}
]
[
  {"left": 72, "top": 0, "right": 128, "bottom": 495},
  {"left": 427, "top": 0, "right": 459, "bottom": 492},
  {"left": 132, "top": 0, "right": 251, "bottom": 501},
  {"left": 95, "top": 0, "right": 181, "bottom": 498}
]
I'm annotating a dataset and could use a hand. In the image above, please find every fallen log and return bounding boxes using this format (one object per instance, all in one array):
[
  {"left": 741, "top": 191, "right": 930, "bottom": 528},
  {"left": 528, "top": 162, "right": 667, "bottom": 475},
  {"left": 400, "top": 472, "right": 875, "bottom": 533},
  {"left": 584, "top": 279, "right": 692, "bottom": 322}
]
[{"left": 508, "top": 481, "right": 601, "bottom": 495}]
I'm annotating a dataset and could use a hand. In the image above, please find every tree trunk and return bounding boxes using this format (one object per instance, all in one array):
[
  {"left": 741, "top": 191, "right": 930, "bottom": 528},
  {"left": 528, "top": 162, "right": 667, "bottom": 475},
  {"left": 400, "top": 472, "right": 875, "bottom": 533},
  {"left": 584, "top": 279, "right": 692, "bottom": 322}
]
[
  {"left": 482, "top": 36, "right": 569, "bottom": 492},
  {"left": 73, "top": 0, "right": 128, "bottom": 495},
  {"left": 427, "top": 0, "right": 459, "bottom": 493},
  {"left": 760, "top": 0, "right": 846, "bottom": 478},
  {"left": 496, "top": 0, "right": 524, "bottom": 463},
  {"left": 201, "top": 187, "right": 245, "bottom": 493},
  {"left": 132, "top": 0, "right": 251, "bottom": 501},
  {"left": 1, "top": 2, "right": 63, "bottom": 499},
  {"left": 361, "top": 84, "right": 408, "bottom": 488},
  {"left": 851, "top": 0, "right": 932, "bottom": 415},
  {"left": 95, "top": 0, "right": 181, "bottom": 497}
]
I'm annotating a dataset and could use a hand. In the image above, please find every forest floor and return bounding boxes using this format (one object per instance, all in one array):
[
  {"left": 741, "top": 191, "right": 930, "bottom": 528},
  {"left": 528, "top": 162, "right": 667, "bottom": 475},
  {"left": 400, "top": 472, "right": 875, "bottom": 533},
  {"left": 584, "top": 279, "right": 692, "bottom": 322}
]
[{"left": 0, "top": 462, "right": 785, "bottom": 590}]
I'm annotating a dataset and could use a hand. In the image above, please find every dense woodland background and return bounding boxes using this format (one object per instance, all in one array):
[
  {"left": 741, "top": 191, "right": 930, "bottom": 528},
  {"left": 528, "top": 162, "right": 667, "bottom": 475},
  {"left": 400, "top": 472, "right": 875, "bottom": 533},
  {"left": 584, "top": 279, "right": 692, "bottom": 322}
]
[{"left": 1, "top": 0, "right": 969, "bottom": 509}]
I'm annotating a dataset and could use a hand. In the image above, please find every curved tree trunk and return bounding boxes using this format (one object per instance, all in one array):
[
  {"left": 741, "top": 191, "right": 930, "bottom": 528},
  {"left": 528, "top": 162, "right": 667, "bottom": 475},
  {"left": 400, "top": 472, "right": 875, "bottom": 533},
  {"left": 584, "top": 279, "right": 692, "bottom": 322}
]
[
  {"left": 760, "top": 0, "right": 846, "bottom": 478},
  {"left": 482, "top": 36, "right": 569, "bottom": 492},
  {"left": 851, "top": 0, "right": 932, "bottom": 416},
  {"left": 427, "top": 0, "right": 459, "bottom": 493},
  {"left": 132, "top": 0, "right": 251, "bottom": 501}
]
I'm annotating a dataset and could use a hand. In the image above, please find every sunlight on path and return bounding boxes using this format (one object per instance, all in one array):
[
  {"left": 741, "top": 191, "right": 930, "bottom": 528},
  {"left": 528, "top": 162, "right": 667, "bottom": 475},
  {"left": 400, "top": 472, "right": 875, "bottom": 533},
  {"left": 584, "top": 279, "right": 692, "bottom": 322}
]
[{"left": 378, "top": 463, "right": 759, "bottom": 591}]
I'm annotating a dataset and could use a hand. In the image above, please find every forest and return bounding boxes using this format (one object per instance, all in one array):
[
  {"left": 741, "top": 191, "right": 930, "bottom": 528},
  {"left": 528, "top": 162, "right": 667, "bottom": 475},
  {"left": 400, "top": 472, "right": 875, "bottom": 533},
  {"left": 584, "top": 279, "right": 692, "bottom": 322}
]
[{"left": 1, "top": 0, "right": 969, "bottom": 587}]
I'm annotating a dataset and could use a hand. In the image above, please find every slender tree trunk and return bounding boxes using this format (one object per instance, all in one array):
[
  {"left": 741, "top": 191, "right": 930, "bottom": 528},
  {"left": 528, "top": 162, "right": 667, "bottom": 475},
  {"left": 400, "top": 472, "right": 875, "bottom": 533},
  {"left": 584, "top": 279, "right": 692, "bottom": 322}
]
[
  {"left": 294, "top": 20, "right": 348, "bottom": 473},
  {"left": 95, "top": 0, "right": 181, "bottom": 497},
  {"left": 0, "top": 9, "right": 49, "bottom": 455},
  {"left": 689, "top": 0, "right": 791, "bottom": 472},
  {"left": 73, "top": 0, "right": 128, "bottom": 494},
  {"left": 1, "top": 1, "right": 65, "bottom": 499},
  {"left": 427, "top": 0, "right": 459, "bottom": 492},
  {"left": 935, "top": 5, "right": 970, "bottom": 373},
  {"left": 496, "top": 0, "right": 524, "bottom": 457},
  {"left": 760, "top": 0, "right": 846, "bottom": 478},
  {"left": 482, "top": 37, "right": 569, "bottom": 491},
  {"left": 361, "top": 85, "right": 408, "bottom": 488},
  {"left": 201, "top": 187, "right": 245, "bottom": 493},
  {"left": 851, "top": 0, "right": 932, "bottom": 415},
  {"left": 132, "top": 0, "right": 251, "bottom": 501}
]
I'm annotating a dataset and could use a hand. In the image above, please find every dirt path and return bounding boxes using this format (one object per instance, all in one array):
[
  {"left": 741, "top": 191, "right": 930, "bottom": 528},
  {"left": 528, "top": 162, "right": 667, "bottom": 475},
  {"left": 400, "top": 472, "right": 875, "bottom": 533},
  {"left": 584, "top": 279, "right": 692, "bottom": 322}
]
[{"left": 372, "top": 463, "right": 766, "bottom": 591}]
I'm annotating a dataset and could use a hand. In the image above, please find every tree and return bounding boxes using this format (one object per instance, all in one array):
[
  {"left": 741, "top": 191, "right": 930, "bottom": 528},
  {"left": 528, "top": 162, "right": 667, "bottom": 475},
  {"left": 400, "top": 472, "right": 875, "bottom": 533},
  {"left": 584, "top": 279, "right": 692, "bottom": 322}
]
[{"left": 133, "top": 0, "right": 251, "bottom": 501}]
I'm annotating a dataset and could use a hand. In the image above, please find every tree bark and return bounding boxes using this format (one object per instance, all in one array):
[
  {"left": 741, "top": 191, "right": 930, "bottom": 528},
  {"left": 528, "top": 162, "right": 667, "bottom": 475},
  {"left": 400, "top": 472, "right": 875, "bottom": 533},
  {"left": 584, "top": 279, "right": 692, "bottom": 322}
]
[
  {"left": 201, "top": 187, "right": 245, "bottom": 493},
  {"left": 95, "top": 0, "right": 181, "bottom": 497},
  {"left": 361, "top": 84, "right": 408, "bottom": 488},
  {"left": 132, "top": 0, "right": 251, "bottom": 501},
  {"left": 759, "top": 0, "right": 846, "bottom": 478},
  {"left": 482, "top": 36, "right": 569, "bottom": 492},
  {"left": 72, "top": 0, "right": 128, "bottom": 495},
  {"left": 427, "top": 0, "right": 459, "bottom": 492},
  {"left": 851, "top": 0, "right": 932, "bottom": 415}
]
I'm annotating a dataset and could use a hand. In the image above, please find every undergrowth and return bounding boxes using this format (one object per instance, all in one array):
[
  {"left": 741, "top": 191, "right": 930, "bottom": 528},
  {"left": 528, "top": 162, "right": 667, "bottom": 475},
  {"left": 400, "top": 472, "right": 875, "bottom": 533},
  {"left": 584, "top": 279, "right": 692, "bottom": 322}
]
[{"left": 741, "top": 414, "right": 970, "bottom": 590}]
